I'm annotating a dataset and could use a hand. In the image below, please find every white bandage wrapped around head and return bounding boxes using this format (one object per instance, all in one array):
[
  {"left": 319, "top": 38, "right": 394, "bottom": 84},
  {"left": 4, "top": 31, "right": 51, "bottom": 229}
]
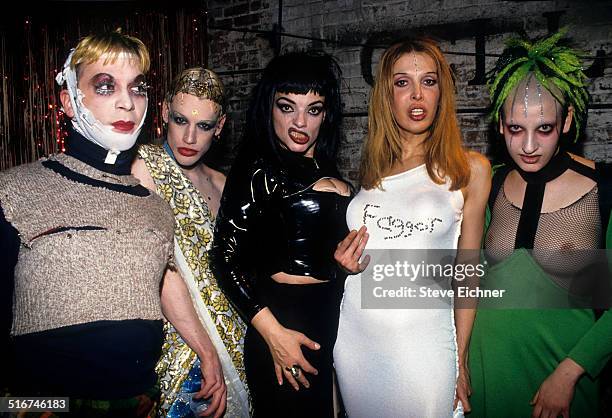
[{"left": 56, "top": 49, "right": 148, "bottom": 164}]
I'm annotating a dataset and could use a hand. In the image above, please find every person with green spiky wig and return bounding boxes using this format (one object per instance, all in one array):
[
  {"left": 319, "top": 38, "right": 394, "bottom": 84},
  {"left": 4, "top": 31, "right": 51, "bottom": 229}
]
[{"left": 468, "top": 28, "right": 612, "bottom": 417}]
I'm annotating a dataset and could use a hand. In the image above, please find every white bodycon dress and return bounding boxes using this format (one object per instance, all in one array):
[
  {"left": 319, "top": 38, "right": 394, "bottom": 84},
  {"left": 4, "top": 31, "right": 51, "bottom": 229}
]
[{"left": 333, "top": 164, "right": 464, "bottom": 418}]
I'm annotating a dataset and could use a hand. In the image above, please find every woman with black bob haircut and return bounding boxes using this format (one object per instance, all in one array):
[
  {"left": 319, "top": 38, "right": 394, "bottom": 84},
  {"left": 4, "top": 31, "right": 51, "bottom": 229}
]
[
  {"left": 246, "top": 51, "right": 343, "bottom": 168},
  {"left": 211, "top": 51, "right": 351, "bottom": 417}
]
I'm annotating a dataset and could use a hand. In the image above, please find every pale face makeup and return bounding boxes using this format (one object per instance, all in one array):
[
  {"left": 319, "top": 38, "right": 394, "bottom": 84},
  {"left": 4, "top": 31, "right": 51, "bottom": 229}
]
[
  {"left": 501, "top": 78, "right": 573, "bottom": 173},
  {"left": 272, "top": 91, "right": 326, "bottom": 158},
  {"left": 164, "top": 93, "right": 225, "bottom": 167},
  {"left": 391, "top": 52, "right": 441, "bottom": 140},
  {"left": 74, "top": 56, "right": 148, "bottom": 134}
]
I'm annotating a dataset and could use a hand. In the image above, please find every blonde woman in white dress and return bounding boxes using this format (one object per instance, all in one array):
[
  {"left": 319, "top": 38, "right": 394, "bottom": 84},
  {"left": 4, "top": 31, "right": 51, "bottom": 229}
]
[{"left": 333, "top": 37, "right": 490, "bottom": 418}]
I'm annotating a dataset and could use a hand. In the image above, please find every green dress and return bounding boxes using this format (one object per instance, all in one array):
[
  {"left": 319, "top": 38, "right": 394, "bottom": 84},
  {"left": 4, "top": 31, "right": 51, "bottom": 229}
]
[{"left": 468, "top": 173, "right": 612, "bottom": 417}]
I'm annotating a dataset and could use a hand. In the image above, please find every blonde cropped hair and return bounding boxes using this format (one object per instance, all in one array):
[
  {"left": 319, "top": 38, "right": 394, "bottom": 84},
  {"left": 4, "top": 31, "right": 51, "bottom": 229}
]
[
  {"left": 166, "top": 67, "right": 226, "bottom": 114},
  {"left": 70, "top": 28, "right": 150, "bottom": 75}
]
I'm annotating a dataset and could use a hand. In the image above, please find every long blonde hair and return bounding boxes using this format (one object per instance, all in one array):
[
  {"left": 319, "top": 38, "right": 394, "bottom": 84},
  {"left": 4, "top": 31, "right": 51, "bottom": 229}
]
[{"left": 360, "top": 37, "right": 469, "bottom": 190}]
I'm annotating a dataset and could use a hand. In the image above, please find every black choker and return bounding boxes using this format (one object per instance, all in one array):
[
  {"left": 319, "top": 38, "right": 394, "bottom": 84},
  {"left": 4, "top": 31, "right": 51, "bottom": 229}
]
[
  {"left": 64, "top": 128, "right": 137, "bottom": 175},
  {"left": 514, "top": 151, "right": 571, "bottom": 185},
  {"left": 513, "top": 150, "right": 571, "bottom": 249}
]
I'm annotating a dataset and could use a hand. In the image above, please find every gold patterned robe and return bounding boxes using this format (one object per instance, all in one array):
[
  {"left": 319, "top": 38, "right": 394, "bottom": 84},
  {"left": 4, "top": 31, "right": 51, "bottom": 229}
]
[{"left": 138, "top": 144, "right": 250, "bottom": 417}]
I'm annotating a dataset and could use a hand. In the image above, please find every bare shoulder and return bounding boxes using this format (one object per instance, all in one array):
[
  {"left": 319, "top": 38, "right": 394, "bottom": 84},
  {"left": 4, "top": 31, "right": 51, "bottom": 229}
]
[
  {"left": 569, "top": 153, "right": 595, "bottom": 169},
  {"left": 467, "top": 150, "right": 492, "bottom": 186},
  {"left": 460, "top": 150, "right": 491, "bottom": 207},
  {"left": 131, "top": 157, "right": 156, "bottom": 191}
]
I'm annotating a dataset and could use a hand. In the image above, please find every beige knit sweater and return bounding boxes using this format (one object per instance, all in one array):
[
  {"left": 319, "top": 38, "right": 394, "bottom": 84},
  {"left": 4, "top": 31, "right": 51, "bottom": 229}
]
[{"left": 0, "top": 153, "right": 175, "bottom": 335}]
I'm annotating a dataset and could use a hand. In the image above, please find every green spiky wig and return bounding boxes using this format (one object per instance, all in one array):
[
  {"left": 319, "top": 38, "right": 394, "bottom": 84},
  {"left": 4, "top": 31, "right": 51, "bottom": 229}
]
[{"left": 487, "top": 28, "right": 589, "bottom": 142}]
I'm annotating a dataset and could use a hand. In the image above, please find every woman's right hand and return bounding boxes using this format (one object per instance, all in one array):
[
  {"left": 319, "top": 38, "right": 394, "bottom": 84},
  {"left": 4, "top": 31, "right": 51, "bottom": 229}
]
[
  {"left": 334, "top": 225, "right": 370, "bottom": 274},
  {"left": 252, "top": 308, "right": 320, "bottom": 391}
]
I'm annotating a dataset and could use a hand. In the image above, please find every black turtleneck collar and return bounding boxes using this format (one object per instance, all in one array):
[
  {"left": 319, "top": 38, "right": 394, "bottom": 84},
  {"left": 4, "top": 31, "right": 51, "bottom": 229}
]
[
  {"left": 276, "top": 145, "right": 339, "bottom": 181},
  {"left": 277, "top": 145, "right": 318, "bottom": 168},
  {"left": 64, "top": 128, "right": 137, "bottom": 176}
]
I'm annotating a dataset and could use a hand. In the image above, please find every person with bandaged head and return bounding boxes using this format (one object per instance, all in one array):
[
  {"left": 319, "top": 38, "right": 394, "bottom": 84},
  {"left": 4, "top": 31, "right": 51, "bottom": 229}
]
[{"left": 0, "top": 29, "right": 226, "bottom": 417}]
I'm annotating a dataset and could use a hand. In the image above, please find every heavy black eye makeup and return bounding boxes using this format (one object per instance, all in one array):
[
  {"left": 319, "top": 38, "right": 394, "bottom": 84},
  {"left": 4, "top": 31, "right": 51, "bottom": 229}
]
[
  {"left": 507, "top": 124, "right": 523, "bottom": 133},
  {"left": 196, "top": 121, "right": 217, "bottom": 131},
  {"left": 275, "top": 96, "right": 325, "bottom": 115},
  {"left": 306, "top": 99, "right": 325, "bottom": 116},
  {"left": 169, "top": 110, "right": 217, "bottom": 130},
  {"left": 534, "top": 117, "right": 558, "bottom": 134},
  {"left": 169, "top": 111, "right": 187, "bottom": 125},
  {"left": 308, "top": 105, "right": 324, "bottom": 115},
  {"left": 275, "top": 99, "right": 294, "bottom": 113},
  {"left": 538, "top": 124, "right": 554, "bottom": 134}
]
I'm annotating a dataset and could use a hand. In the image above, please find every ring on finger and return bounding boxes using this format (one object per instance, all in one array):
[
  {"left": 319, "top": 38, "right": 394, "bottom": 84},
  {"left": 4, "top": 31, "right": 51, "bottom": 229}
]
[{"left": 285, "top": 364, "right": 301, "bottom": 378}]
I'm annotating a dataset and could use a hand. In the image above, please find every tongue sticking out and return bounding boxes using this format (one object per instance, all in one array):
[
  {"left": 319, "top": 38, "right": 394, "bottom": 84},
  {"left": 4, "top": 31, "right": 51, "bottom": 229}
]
[{"left": 289, "top": 130, "right": 310, "bottom": 144}]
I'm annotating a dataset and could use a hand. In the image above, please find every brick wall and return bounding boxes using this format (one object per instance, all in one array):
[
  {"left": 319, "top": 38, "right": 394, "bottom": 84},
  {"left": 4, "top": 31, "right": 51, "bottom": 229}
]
[{"left": 208, "top": 0, "right": 612, "bottom": 183}]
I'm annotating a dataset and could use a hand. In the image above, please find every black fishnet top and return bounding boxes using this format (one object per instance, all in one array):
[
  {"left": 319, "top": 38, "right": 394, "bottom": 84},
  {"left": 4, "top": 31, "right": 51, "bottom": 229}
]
[{"left": 485, "top": 183, "right": 602, "bottom": 294}]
